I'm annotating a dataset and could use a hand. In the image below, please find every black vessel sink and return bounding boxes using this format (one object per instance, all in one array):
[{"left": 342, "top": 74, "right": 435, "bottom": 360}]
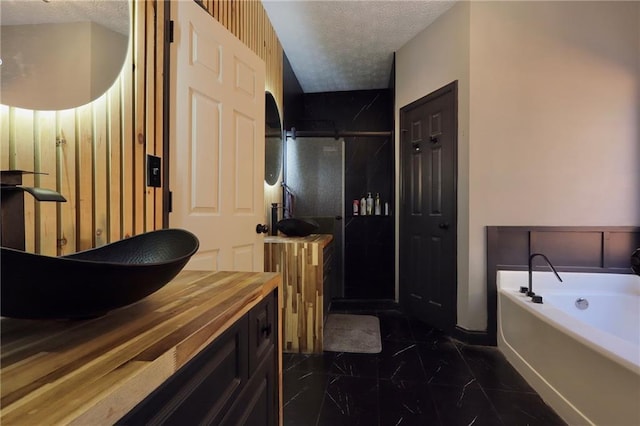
[
  {"left": 1, "top": 228, "right": 199, "bottom": 319},
  {"left": 276, "top": 218, "right": 320, "bottom": 237}
]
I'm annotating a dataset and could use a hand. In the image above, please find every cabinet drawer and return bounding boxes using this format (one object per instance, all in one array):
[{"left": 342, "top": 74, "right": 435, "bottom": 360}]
[
  {"left": 249, "top": 290, "right": 277, "bottom": 375},
  {"left": 117, "top": 316, "right": 249, "bottom": 425}
]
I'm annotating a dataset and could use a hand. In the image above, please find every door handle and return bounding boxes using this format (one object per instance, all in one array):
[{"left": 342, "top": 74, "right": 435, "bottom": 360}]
[
  {"left": 438, "top": 222, "right": 450, "bottom": 229},
  {"left": 256, "top": 224, "right": 269, "bottom": 234}
]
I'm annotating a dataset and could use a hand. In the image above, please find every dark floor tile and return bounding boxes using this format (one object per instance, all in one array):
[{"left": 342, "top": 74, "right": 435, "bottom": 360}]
[
  {"left": 329, "top": 351, "right": 379, "bottom": 379},
  {"left": 284, "top": 300, "right": 564, "bottom": 426},
  {"left": 284, "top": 352, "right": 337, "bottom": 374},
  {"left": 317, "top": 375, "right": 380, "bottom": 426},
  {"left": 430, "top": 382, "right": 503, "bottom": 426},
  {"left": 379, "top": 340, "right": 425, "bottom": 382},
  {"left": 408, "top": 319, "right": 449, "bottom": 344},
  {"left": 459, "top": 345, "right": 535, "bottom": 393},
  {"left": 379, "top": 379, "right": 441, "bottom": 426},
  {"left": 283, "top": 369, "right": 329, "bottom": 426},
  {"left": 378, "top": 311, "right": 414, "bottom": 342},
  {"left": 485, "top": 389, "right": 567, "bottom": 426},
  {"left": 418, "top": 341, "right": 475, "bottom": 387}
]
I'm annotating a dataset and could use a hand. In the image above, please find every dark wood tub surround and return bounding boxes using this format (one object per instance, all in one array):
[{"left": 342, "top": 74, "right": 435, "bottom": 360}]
[{"left": 486, "top": 226, "right": 640, "bottom": 345}]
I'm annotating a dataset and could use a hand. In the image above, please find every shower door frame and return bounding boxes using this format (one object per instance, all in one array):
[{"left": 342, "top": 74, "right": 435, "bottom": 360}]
[{"left": 283, "top": 130, "right": 394, "bottom": 302}]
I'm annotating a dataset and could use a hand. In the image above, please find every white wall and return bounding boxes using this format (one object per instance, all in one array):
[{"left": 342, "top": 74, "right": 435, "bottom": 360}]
[{"left": 396, "top": 1, "right": 640, "bottom": 331}]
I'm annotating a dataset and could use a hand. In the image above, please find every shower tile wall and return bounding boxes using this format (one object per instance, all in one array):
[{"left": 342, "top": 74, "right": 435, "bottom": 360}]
[
  {"left": 285, "top": 89, "right": 395, "bottom": 301},
  {"left": 344, "top": 137, "right": 394, "bottom": 299}
]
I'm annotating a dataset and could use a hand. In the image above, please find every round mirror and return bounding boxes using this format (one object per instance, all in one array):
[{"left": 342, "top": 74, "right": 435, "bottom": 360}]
[
  {"left": 265, "top": 92, "right": 283, "bottom": 186},
  {"left": 1, "top": 0, "right": 130, "bottom": 111}
]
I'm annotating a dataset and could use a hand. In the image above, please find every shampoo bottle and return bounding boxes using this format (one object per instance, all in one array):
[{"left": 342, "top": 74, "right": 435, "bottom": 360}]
[
  {"left": 374, "top": 193, "right": 381, "bottom": 215},
  {"left": 360, "top": 195, "right": 367, "bottom": 215},
  {"left": 366, "top": 192, "right": 373, "bottom": 215}
]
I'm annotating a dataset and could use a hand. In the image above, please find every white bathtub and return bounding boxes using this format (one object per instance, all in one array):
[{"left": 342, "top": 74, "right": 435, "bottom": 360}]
[{"left": 497, "top": 270, "right": 640, "bottom": 425}]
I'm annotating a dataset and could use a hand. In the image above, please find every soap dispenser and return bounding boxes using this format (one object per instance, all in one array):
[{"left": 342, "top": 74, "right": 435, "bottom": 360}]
[{"left": 366, "top": 192, "right": 373, "bottom": 216}]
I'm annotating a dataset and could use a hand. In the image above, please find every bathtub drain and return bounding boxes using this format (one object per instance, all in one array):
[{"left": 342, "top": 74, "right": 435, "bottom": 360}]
[{"left": 575, "top": 298, "right": 589, "bottom": 310}]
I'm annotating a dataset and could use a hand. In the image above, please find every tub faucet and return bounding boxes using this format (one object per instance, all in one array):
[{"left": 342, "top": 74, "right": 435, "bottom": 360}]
[{"left": 528, "top": 253, "right": 563, "bottom": 303}]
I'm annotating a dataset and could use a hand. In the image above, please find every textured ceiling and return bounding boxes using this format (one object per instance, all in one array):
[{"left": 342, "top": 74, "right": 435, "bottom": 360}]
[
  {"left": 262, "top": 0, "right": 455, "bottom": 93},
  {"left": 1, "top": 0, "right": 129, "bottom": 36}
]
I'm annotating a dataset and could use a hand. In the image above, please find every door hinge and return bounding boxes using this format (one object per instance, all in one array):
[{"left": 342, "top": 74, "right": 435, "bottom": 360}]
[
  {"left": 166, "top": 20, "right": 174, "bottom": 43},
  {"left": 168, "top": 191, "right": 173, "bottom": 213}
]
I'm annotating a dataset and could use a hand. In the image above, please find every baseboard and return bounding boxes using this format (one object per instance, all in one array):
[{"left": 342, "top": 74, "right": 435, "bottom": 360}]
[
  {"left": 328, "top": 299, "right": 400, "bottom": 312},
  {"left": 452, "top": 326, "right": 495, "bottom": 346}
]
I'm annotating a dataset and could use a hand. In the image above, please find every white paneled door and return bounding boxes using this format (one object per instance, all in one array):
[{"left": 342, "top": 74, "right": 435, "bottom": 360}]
[{"left": 170, "top": 0, "right": 266, "bottom": 272}]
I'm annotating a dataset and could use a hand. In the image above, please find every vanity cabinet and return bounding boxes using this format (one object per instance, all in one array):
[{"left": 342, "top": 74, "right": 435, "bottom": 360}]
[
  {"left": 118, "top": 291, "right": 278, "bottom": 425},
  {"left": 264, "top": 234, "right": 333, "bottom": 353},
  {"left": 322, "top": 241, "right": 334, "bottom": 321},
  {"left": 0, "top": 271, "right": 281, "bottom": 425}
]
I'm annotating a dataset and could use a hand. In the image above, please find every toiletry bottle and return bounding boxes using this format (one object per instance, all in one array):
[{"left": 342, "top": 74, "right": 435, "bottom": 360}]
[
  {"left": 360, "top": 195, "right": 366, "bottom": 215},
  {"left": 374, "top": 193, "right": 381, "bottom": 215},
  {"left": 384, "top": 202, "right": 390, "bottom": 216},
  {"left": 366, "top": 192, "right": 373, "bottom": 215},
  {"left": 353, "top": 199, "right": 359, "bottom": 216}
]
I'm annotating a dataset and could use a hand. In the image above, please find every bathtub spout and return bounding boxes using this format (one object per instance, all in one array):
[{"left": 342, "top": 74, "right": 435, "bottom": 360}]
[{"left": 528, "top": 253, "right": 563, "bottom": 302}]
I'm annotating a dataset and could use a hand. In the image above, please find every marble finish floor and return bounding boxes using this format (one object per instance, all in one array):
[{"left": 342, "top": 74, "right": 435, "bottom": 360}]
[{"left": 283, "top": 303, "right": 566, "bottom": 426}]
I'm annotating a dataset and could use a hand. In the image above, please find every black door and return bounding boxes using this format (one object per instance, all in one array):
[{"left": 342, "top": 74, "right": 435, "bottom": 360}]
[{"left": 399, "top": 81, "right": 457, "bottom": 332}]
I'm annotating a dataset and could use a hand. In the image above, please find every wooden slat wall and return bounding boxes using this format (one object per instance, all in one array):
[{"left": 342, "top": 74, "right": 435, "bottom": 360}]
[{"left": 1, "top": 0, "right": 284, "bottom": 255}]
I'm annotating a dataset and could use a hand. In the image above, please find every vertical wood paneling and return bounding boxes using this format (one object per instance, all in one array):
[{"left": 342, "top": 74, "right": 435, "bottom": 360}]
[
  {"left": 34, "top": 111, "right": 57, "bottom": 256},
  {"left": 76, "top": 104, "right": 94, "bottom": 250},
  {"left": 122, "top": 17, "right": 135, "bottom": 239},
  {"left": 12, "top": 110, "right": 36, "bottom": 252},
  {"left": 1, "top": 0, "right": 283, "bottom": 254},
  {"left": 0, "top": 106, "right": 9, "bottom": 170},
  {"left": 93, "top": 96, "right": 109, "bottom": 247},
  {"left": 108, "top": 85, "right": 122, "bottom": 244},
  {"left": 145, "top": 0, "right": 157, "bottom": 232},
  {"left": 134, "top": 0, "right": 146, "bottom": 234},
  {"left": 154, "top": 0, "right": 165, "bottom": 230},
  {"left": 58, "top": 110, "right": 77, "bottom": 255}
]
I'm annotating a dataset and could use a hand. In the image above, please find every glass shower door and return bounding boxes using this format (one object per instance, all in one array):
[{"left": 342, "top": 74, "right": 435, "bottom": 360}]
[{"left": 285, "top": 137, "right": 344, "bottom": 299}]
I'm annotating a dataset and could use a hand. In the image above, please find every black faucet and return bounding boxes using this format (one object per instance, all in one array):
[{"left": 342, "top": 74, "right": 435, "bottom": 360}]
[
  {"left": 527, "top": 253, "right": 563, "bottom": 303},
  {"left": 271, "top": 203, "right": 280, "bottom": 236},
  {"left": 1, "top": 170, "right": 66, "bottom": 250}
]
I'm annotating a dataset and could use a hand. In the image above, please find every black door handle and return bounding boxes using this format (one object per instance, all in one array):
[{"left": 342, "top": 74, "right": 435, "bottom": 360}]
[
  {"left": 256, "top": 224, "right": 269, "bottom": 234},
  {"left": 438, "top": 222, "right": 450, "bottom": 229}
]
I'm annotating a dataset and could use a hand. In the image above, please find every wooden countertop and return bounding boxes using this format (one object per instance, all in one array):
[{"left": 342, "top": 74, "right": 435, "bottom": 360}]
[
  {"left": 0, "top": 270, "right": 280, "bottom": 425},
  {"left": 264, "top": 233, "right": 333, "bottom": 248}
]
